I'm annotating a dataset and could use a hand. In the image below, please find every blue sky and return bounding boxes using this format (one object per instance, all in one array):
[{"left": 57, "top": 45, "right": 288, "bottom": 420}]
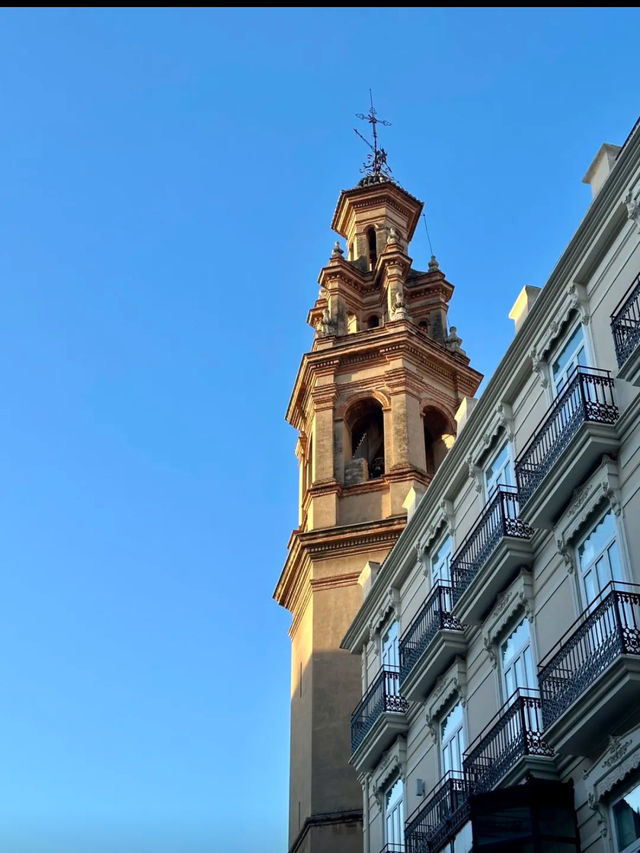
[{"left": 0, "top": 7, "right": 638, "bottom": 853}]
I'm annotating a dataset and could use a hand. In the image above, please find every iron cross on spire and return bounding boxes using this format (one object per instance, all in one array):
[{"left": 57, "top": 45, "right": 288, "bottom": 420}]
[{"left": 354, "top": 90, "right": 392, "bottom": 179}]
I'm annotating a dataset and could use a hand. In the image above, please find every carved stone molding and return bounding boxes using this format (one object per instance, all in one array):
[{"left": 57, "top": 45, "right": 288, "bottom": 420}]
[
  {"left": 372, "top": 736, "right": 407, "bottom": 801},
  {"left": 370, "top": 587, "right": 401, "bottom": 637},
  {"left": 483, "top": 570, "right": 535, "bottom": 668},
  {"left": 624, "top": 186, "right": 640, "bottom": 234},
  {"left": 555, "top": 456, "right": 621, "bottom": 560},
  {"left": 568, "top": 282, "right": 591, "bottom": 324},
  {"left": 426, "top": 657, "right": 467, "bottom": 738},
  {"left": 530, "top": 346, "right": 549, "bottom": 390},
  {"left": 418, "top": 500, "right": 454, "bottom": 576},
  {"left": 584, "top": 726, "right": 640, "bottom": 838},
  {"left": 466, "top": 456, "right": 483, "bottom": 493}
]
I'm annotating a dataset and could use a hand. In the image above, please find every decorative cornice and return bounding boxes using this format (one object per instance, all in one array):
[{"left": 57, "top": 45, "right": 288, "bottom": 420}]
[
  {"left": 372, "top": 736, "right": 407, "bottom": 801},
  {"left": 426, "top": 656, "right": 467, "bottom": 738},
  {"left": 554, "top": 455, "right": 621, "bottom": 561},
  {"left": 584, "top": 726, "right": 640, "bottom": 839},
  {"left": 483, "top": 570, "right": 534, "bottom": 669}
]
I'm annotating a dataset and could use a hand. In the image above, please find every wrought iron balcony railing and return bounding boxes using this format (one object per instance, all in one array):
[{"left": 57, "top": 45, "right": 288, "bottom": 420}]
[
  {"left": 450, "top": 486, "right": 532, "bottom": 604},
  {"left": 350, "top": 666, "right": 408, "bottom": 754},
  {"left": 405, "top": 770, "right": 470, "bottom": 853},
  {"left": 611, "top": 272, "right": 640, "bottom": 367},
  {"left": 463, "top": 688, "right": 552, "bottom": 794},
  {"left": 538, "top": 582, "right": 640, "bottom": 730},
  {"left": 515, "top": 366, "right": 618, "bottom": 507},
  {"left": 399, "top": 584, "right": 462, "bottom": 684}
]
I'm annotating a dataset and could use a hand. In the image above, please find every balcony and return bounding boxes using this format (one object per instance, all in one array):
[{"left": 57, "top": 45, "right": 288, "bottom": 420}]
[
  {"left": 463, "top": 689, "right": 554, "bottom": 794},
  {"left": 450, "top": 486, "right": 533, "bottom": 625},
  {"left": 611, "top": 272, "right": 640, "bottom": 384},
  {"left": 515, "top": 366, "right": 619, "bottom": 528},
  {"left": 538, "top": 582, "right": 640, "bottom": 756},
  {"left": 399, "top": 584, "right": 466, "bottom": 701},
  {"left": 405, "top": 771, "right": 470, "bottom": 853},
  {"left": 350, "top": 667, "right": 408, "bottom": 772}
]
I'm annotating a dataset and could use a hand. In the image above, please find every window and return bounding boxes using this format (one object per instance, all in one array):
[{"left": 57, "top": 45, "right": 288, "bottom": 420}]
[
  {"left": 577, "top": 509, "right": 625, "bottom": 607},
  {"left": 501, "top": 617, "right": 537, "bottom": 699},
  {"left": 385, "top": 777, "right": 405, "bottom": 849},
  {"left": 423, "top": 408, "right": 454, "bottom": 478},
  {"left": 484, "top": 441, "right": 515, "bottom": 499},
  {"left": 381, "top": 621, "right": 399, "bottom": 670},
  {"left": 441, "top": 702, "right": 465, "bottom": 775},
  {"left": 367, "top": 227, "right": 377, "bottom": 269},
  {"left": 613, "top": 779, "right": 640, "bottom": 853},
  {"left": 348, "top": 398, "right": 385, "bottom": 480},
  {"left": 551, "top": 324, "right": 587, "bottom": 396},
  {"left": 431, "top": 535, "right": 453, "bottom": 585}
]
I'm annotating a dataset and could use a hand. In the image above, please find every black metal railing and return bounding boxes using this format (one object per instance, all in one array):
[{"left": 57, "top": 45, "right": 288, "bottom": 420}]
[
  {"left": 611, "top": 272, "right": 640, "bottom": 367},
  {"left": 538, "top": 582, "right": 640, "bottom": 730},
  {"left": 378, "top": 844, "right": 405, "bottom": 853},
  {"left": 515, "top": 366, "right": 618, "bottom": 507},
  {"left": 463, "top": 688, "right": 552, "bottom": 794},
  {"left": 405, "top": 771, "right": 470, "bottom": 853},
  {"left": 399, "top": 584, "right": 462, "bottom": 684},
  {"left": 450, "top": 486, "right": 532, "bottom": 604},
  {"left": 350, "top": 667, "right": 408, "bottom": 753}
]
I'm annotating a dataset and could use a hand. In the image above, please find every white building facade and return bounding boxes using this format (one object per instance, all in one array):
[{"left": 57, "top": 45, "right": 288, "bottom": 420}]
[{"left": 342, "top": 118, "right": 640, "bottom": 853}]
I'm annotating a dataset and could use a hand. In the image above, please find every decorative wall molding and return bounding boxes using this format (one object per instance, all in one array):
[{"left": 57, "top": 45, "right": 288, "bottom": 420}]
[
  {"left": 417, "top": 500, "right": 454, "bottom": 574},
  {"left": 482, "top": 570, "right": 535, "bottom": 668},
  {"left": 554, "top": 456, "right": 621, "bottom": 561},
  {"left": 370, "top": 587, "right": 401, "bottom": 637},
  {"left": 584, "top": 726, "right": 640, "bottom": 839},
  {"left": 372, "top": 736, "right": 407, "bottom": 804},
  {"left": 426, "top": 657, "right": 467, "bottom": 738},
  {"left": 623, "top": 185, "right": 640, "bottom": 233}
]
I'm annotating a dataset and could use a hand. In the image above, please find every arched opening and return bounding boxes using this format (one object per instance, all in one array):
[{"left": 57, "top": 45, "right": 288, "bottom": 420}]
[
  {"left": 418, "top": 319, "right": 429, "bottom": 334},
  {"left": 367, "top": 314, "right": 380, "bottom": 329},
  {"left": 423, "top": 407, "right": 455, "bottom": 478},
  {"left": 345, "top": 398, "right": 385, "bottom": 483},
  {"left": 367, "top": 227, "right": 377, "bottom": 270}
]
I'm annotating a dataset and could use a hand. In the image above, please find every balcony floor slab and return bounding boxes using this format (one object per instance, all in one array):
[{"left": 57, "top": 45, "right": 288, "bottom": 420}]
[
  {"left": 350, "top": 711, "right": 408, "bottom": 774},
  {"left": 401, "top": 629, "right": 467, "bottom": 703}
]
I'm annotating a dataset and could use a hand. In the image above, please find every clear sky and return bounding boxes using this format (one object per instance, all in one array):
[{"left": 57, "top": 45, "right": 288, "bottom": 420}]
[{"left": 0, "top": 7, "right": 638, "bottom": 853}]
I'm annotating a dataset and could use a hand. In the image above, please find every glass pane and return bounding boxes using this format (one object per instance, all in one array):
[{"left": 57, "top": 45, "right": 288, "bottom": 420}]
[
  {"left": 552, "top": 325, "right": 585, "bottom": 390},
  {"left": 608, "top": 541, "right": 624, "bottom": 583},
  {"left": 432, "top": 537, "right": 453, "bottom": 584},
  {"left": 613, "top": 782, "right": 640, "bottom": 851}
]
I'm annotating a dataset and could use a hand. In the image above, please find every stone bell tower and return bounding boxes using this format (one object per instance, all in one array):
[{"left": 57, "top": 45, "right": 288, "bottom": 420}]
[{"left": 274, "top": 162, "right": 482, "bottom": 853}]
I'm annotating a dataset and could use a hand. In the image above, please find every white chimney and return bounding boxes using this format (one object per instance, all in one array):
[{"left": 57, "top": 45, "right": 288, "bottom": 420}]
[{"left": 583, "top": 143, "right": 621, "bottom": 199}]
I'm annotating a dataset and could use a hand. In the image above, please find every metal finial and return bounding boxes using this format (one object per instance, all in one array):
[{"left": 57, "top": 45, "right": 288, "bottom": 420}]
[{"left": 354, "top": 89, "right": 392, "bottom": 180}]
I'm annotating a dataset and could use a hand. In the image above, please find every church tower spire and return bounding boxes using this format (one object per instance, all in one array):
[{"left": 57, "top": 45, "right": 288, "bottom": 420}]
[{"left": 274, "top": 123, "right": 482, "bottom": 853}]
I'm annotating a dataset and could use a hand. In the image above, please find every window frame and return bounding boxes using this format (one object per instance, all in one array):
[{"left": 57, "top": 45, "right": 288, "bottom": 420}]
[
  {"left": 439, "top": 700, "right": 466, "bottom": 777},
  {"left": 499, "top": 615, "right": 539, "bottom": 703},
  {"left": 611, "top": 777, "right": 640, "bottom": 853},
  {"left": 383, "top": 775, "right": 405, "bottom": 849},
  {"left": 547, "top": 320, "right": 594, "bottom": 399},
  {"left": 575, "top": 507, "right": 627, "bottom": 610},
  {"left": 483, "top": 439, "right": 516, "bottom": 501},
  {"left": 430, "top": 533, "right": 454, "bottom": 587}
]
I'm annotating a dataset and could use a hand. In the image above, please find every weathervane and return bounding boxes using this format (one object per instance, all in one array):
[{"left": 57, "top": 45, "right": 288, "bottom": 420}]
[{"left": 354, "top": 90, "right": 392, "bottom": 179}]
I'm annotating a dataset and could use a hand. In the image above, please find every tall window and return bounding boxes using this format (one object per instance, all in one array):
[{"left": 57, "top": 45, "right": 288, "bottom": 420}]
[
  {"left": 431, "top": 535, "right": 453, "bottom": 585},
  {"left": 423, "top": 408, "right": 453, "bottom": 478},
  {"left": 484, "top": 441, "right": 514, "bottom": 499},
  {"left": 612, "top": 779, "right": 640, "bottom": 853},
  {"left": 441, "top": 702, "right": 465, "bottom": 775},
  {"left": 501, "top": 617, "right": 537, "bottom": 700},
  {"left": 551, "top": 324, "right": 587, "bottom": 396},
  {"left": 577, "top": 510, "right": 625, "bottom": 607},
  {"left": 367, "top": 227, "right": 377, "bottom": 269},
  {"left": 385, "top": 777, "right": 405, "bottom": 849},
  {"left": 382, "top": 621, "right": 399, "bottom": 670}
]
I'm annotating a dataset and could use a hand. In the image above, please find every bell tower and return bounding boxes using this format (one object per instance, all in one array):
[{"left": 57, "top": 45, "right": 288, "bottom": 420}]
[{"left": 274, "top": 132, "right": 482, "bottom": 853}]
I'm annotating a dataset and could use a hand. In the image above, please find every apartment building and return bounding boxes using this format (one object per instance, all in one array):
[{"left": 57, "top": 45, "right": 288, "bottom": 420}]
[{"left": 342, "top": 119, "right": 640, "bottom": 853}]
